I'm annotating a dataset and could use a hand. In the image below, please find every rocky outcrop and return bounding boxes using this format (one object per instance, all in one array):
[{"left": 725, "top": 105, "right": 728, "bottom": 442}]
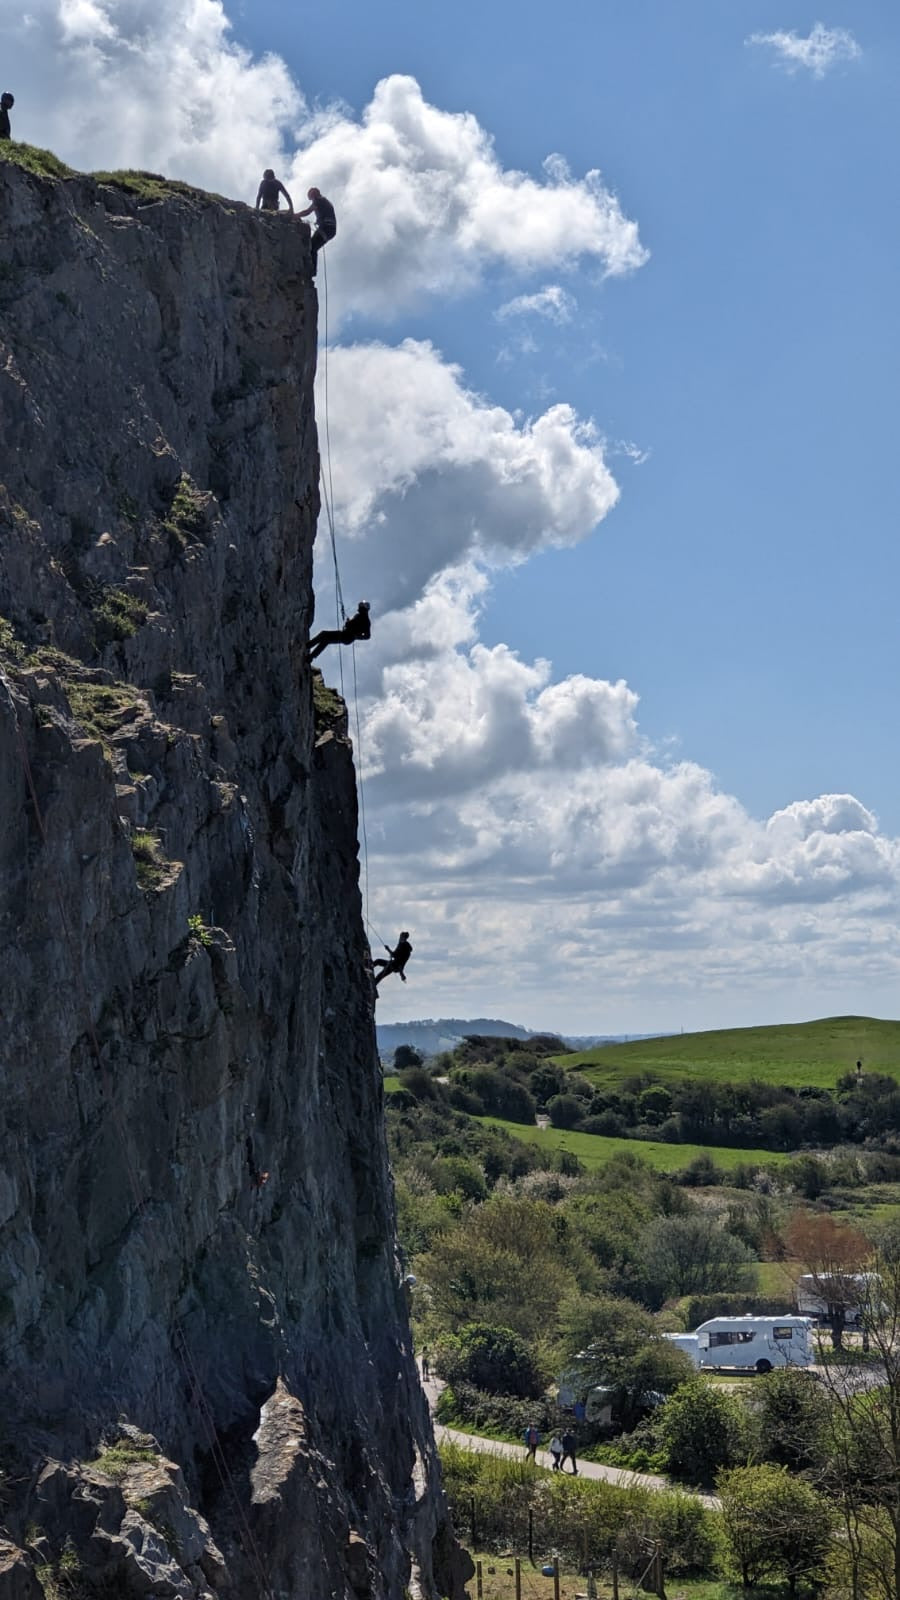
[{"left": 0, "top": 155, "right": 467, "bottom": 1598}]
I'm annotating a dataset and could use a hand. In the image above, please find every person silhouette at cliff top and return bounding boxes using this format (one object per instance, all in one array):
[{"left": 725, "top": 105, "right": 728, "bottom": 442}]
[
  {"left": 0, "top": 94, "right": 14, "bottom": 141},
  {"left": 373, "top": 932, "right": 412, "bottom": 988},
  {"left": 308, "top": 601, "right": 370, "bottom": 661},
  {"left": 256, "top": 168, "right": 293, "bottom": 214},
  {"left": 298, "top": 187, "right": 336, "bottom": 276}
]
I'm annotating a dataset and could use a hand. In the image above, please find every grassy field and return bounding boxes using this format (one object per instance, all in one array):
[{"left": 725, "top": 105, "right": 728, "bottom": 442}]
[
  {"left": 475, "top": 1117, "right": 791, "bottom": 1173},
  {"left": 557, "top": 1015, "right": 900, "bottom": 1091},
  {"left": 462, "top": 1555, "right": 754, "bottom": 1600}
]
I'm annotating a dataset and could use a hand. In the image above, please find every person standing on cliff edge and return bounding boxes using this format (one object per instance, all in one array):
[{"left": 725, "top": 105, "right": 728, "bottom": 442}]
[
  {"left": 256, "top": 168, "right": 293, "bottom": 213},
  {"left": 0, "top": 94, "right": 14, "bottom": 140},
  {"left": 298, "top": 187, "right": 336, "bottom": 276},
  {"left": 373, "top": 932, "right": 412, "bottom": 988}
]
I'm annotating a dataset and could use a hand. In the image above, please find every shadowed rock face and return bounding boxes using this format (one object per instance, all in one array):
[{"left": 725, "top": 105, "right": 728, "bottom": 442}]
[{"left": 0, "top": 158, "right": 468, "bottom": 1600}]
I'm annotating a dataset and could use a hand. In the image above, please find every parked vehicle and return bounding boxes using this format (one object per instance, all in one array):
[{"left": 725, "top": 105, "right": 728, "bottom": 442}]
[
  {"left": 665, "top": 1315, "right": 814, "bottom": 1373},
  {"left": 795, "top": 1272, "right": 873, "bottom": 1327}
]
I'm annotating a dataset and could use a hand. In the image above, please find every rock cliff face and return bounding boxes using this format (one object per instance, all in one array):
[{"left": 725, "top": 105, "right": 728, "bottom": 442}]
[{"left": 0, "top": 156, "right": 465, "bottom": 1599}]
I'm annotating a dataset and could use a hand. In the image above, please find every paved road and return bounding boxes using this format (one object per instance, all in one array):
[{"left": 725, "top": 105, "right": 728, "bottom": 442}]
[{"left": 424, "top": 1376, "right": 720, "bottom": 1510}]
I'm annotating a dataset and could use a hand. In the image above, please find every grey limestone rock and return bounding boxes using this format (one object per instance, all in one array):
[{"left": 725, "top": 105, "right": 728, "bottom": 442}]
[{"left": 0, "top": 156, "right": 467, "bottom": 1598}]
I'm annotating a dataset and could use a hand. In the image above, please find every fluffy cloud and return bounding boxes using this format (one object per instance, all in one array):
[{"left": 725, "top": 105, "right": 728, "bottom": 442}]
[
  {"left": 11, "top": 0, "right": 302, "bottom": 191},
  {"left": 11, "top": 8, "right": 647, "bottom": 319},
  {"left": 747, "top": 23, "right": 862, "bottom": 77},
  {"left": 289, "top": 78, "right": 647, "bottom": 318},
  {"left": 315, "top": 339, "right": 619, "bottom": 615},
  {"left": 496, "top": 285, "right": 576, "bottom": 324}
]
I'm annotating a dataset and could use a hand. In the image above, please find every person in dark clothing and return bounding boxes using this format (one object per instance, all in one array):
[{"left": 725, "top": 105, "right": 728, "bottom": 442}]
[
  {"left": 308, "top": 601, "right": 371, "bottom": 661},
  {"left": 0, "top": 93, "right": 14, "bottom": 140},
  {"left": 298, "top": 187, "right": 336, "bottom": 274},
  {"left": 373, "top": 932, "right": 412, "bottom": 987},
  {"left": 560, "top": 1430, "right": 578, "bottom": 1475},
  {"left": 256, "top": 168, "right": 293, "bottom": 213}
]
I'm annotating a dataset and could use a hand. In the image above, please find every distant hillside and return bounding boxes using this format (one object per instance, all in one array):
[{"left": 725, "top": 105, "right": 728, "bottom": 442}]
[
  {"left": 376, "top": 1017, "right": 653, "bottom": 1060},
  {"left": 558, "top": 1015, "right": 900, "bottom": 1091}
]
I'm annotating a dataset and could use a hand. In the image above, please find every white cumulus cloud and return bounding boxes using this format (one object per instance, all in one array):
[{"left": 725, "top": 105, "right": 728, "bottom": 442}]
[
  {"left": 496, "top": 285, "right": 576, "bottom": 324},
  {"left": 315, "top": 339, "right": 619, "bottom": 617},
  {"left": 747, "top": 22, "right": 862, "bottom": 77}
]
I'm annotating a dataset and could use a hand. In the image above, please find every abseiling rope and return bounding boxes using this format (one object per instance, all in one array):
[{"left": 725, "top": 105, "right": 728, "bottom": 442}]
[{"left": 318, "top": 252, "right": 384, "bottom": 949}]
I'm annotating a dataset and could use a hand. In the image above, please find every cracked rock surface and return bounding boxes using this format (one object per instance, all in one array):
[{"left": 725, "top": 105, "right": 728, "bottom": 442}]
[{"left": 0, "top": 157, "right": 468, "bottom": 1600}]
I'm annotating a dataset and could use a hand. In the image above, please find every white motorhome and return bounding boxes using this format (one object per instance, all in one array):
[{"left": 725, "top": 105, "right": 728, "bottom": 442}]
[
  {"left": 795, "top": 1273, "right": 871, "bottom": 1327},
  {"left": 665, "top": 1315, "right": 814, "bottom": 1373}
]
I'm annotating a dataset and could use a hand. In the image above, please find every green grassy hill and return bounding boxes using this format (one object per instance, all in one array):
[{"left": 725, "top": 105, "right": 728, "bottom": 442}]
[
  {"left": 475, "top": 1116, "right": 792, "bottom": 1172},
  {"left": 557, "top": 1015, "right": 900, "bottom": 1091}
]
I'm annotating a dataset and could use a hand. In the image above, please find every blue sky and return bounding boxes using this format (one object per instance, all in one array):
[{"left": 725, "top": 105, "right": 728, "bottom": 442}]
[{"left": 9, "top": 0, "right": 900, "bottom": 1031}]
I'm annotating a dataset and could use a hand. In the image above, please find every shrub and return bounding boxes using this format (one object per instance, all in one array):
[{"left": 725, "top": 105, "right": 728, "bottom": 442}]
[
  {"left": 658, "top": 1379, "right": 748, "bottom": 1484},
  {"left": 440, "top": 1323, "right": 544, "bottom": 1398},
  {"left": 546, "top": 1093, "right": 585, "bottom": 1129},
  {"left": 438, "top": 1441, "right": 717, "bottom": 1574},
  {"left": 719, "top": 1463, "right": 833, "bottom": 1592}
]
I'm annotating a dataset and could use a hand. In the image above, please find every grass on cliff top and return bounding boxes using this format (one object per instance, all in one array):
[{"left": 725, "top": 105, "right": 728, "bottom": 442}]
[
  {"left": 0, "top": 144, "right": 230, "bottom": 206},
  {"left": 475, "top": 1116, "right": 792, "bottom": 1173},
  {"left": 0, "top": 142, "right": 74, "bottom": 180},
  {"left": 91, "top": 169, "right": 232, "bottom": 206},
  {"left": 557, "top": 1015, "right": 900, "bottom": 1092}
]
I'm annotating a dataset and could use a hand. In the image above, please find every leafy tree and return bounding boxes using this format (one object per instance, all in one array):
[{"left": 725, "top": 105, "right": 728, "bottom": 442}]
[
  {"left": 416, "top": 1194, "right": 572, "bottom": 1341},
  {"left": 546, "top": 1093, "right": 584, "bottom": 1129},
  {"left": 393, "top": 1044, "right": 425, "bottom": 1071},
  {"left": 558, "top": 1294, "right": 695, "bottom": 1430},
  {"left": 529, "top": 1064, "right": 563, "bottom": 1106},
  {"left": 439, "top": 1322, "right": 543, "bottom": 1397},
  {"left": 751, "top": 1367, "right": 830, "bottom": 1473},
  {"left": 641, "top": 1213, "right": 756, "bottom": 1305},
  {"left": 658, "top": 1379, "right": 747, "bottom": 1484},
  {"left": 399, "top": 1065, "right": 439, "bottom": 1101},
  {"left": 719, "top": 1464, "right": 834, "bottom": 1595},
  {"left": 638, "top": 1085, "right": 672, "bottom": 1125}
]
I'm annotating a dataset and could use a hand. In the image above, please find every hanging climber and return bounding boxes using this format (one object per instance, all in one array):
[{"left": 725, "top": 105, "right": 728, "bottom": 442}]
[
  {"left": 256, "top": 168, "right": 293, "bottom": 214},
  {"left": 298, "top": 187, "right": 336, "bottom": 276},
  {"left": 373, "top": 932, "right": 413, "bottom": 988},
  {"left": 308, "top": 601, "right": 371, "bottom": 661},
  {"left": 0, "top": 93, "right": 14, "bottom": 141}
]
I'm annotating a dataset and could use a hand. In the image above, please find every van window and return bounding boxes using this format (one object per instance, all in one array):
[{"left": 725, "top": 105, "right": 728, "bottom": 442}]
[
  {"left": 773, "top": 1326, "right": 794, "bottom": 1341},
  {"left": 709, "top": 1331, "right": 755, "bottom": 1346}
]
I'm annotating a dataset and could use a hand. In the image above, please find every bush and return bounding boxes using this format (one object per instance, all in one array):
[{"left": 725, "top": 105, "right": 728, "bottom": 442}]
[
  {"left": 681, "top": 1292, "right": 795, "bottom": 1329},
  {"left": 546, "top": 1093, "right": 585, "bottom": 1129},
  {"left": 435, "top": 1383, "right": 563, "bottom": 1440},
  {"left": 438, "top": 1440, "right": 717, "bottom": 1573},
  {"left": 658, "top": 1379, "right": 748, "bottom": 1484},
  {"left": 719, "top": 1463, "right": 834, "bottom": 1592},
  {"left": 440, "top": 1323, "right": 543, "bottom": 1398}
]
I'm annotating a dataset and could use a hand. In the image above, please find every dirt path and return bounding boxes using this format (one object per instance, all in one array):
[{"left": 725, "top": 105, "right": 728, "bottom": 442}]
[{"left": 423, "top": 1374, "right": 720, "bottom": 1510}]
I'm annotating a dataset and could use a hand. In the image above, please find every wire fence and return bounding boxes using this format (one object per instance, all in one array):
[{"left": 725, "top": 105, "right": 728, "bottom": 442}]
[{"left": 465, "top": 1542, "right": 668, "bottom": 1600}]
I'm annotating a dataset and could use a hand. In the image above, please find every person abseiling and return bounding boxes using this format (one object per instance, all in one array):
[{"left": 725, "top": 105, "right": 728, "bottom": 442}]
[
  {"left": 308, "top": 601, "right": 370, "bottom": 661},
  {"left": 373, "top": 932, "right": 412, "bottom": 988},
  {"left": 0, "top": 93, "right": 14, "bottom": 140},
  {"left": 256, "top": 168, "right": 293, "bottom": 213},
  {"left": 298, "top": 187, "right": 336, "bottom": 275}
]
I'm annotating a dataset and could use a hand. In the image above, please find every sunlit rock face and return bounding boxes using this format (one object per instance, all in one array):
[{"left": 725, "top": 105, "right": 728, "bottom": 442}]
[{"left": 0, "top": 157, "right": 467, "bottom": 1600}]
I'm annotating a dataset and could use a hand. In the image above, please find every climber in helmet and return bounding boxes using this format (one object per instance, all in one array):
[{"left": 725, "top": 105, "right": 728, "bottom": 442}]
[
  {"left": 373, "top": 932, "right": 412, "bottom": 988},
  {"left": 0, "top": 93, "right": 14, "bottom": 141},
  {"left": 298, "top": 187, "right": 336, "bottom": 276},
  {"left": 308, "top": 601, "right": 371, "bottom": 662},
  {"left": 256, "top": 168, "right": 293, "bottom": 214}
]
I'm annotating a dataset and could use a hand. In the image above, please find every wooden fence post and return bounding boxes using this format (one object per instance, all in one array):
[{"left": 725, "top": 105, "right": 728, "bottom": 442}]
[
  {"left": 611, "top": 1548, "right": 619, "bottom": 1600},
  {"left": 514, "top": 1556, "right": 522, "bottom": 1600},
  {"left": 475, "top": 1560, "right": 483, "bottom": 1600},
  {"left": 553, "top": 1555, "right": 560, "bottom": 1600}
]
